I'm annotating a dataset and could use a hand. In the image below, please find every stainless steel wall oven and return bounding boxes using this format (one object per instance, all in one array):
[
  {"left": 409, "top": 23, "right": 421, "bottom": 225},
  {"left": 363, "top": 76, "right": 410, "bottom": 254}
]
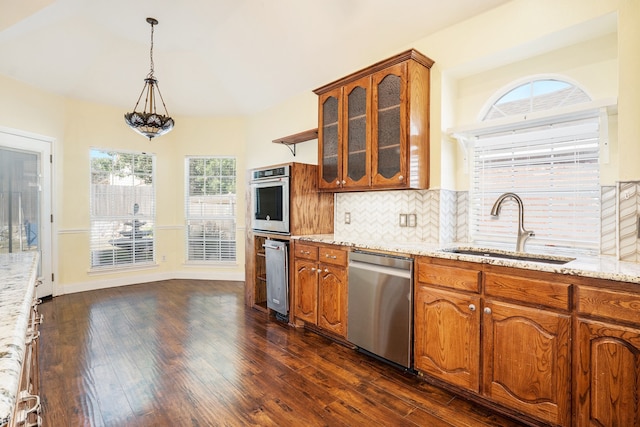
[{"left": 250, "top": 165, "right": 290, "bottom": 234}]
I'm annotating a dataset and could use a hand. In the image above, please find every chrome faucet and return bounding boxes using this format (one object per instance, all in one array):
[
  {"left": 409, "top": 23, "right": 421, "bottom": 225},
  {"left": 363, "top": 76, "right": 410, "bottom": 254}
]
[{"left": 490, "top": 192, "right": 534, "bottom": 252}]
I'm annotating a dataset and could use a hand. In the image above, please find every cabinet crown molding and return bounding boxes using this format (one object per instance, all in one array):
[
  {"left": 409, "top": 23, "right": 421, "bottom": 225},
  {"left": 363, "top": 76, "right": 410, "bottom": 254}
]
[{"left": 313, "top": 48, "right": 434, "bottom": 95}]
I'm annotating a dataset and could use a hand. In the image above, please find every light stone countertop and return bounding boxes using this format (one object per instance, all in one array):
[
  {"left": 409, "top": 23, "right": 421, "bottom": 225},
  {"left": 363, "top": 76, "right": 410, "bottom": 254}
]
[
  {"left": 294, "top": 234, "right": 640, "bottom": 285},
  {"left": 0, "top": 252, "right": 39, "bottom": 427}
]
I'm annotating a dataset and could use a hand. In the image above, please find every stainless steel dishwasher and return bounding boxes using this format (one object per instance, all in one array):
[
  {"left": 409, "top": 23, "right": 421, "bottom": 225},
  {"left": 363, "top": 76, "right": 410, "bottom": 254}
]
[{"left": 347, "top": 250, "right": 413, "bottom": 369}]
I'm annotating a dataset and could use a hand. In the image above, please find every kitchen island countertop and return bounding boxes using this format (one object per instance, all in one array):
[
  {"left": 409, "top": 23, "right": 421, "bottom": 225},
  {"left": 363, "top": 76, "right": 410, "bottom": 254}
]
[
  {"left": 294, "top": 234, "right": 640, "bottom": 285},
  {"left": 0, "top": 252, "right": 39, "bottom": 427}
]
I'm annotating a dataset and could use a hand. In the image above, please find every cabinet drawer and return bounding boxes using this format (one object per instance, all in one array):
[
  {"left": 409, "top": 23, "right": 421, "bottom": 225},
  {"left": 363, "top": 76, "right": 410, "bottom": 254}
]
[
  {"left": 416, "top": 259, "right": 480, "bottom": 292},
  {"left": 484, "top": 272, "right": 570, "bottom": 311},
  {"left": 318, "top": 246, "right": 347, "bottom": 266},
  {"left": 295, "top": 242, "right": 318, "bottom": 261},
  {"left": 576, "top": 285, "right": 640, "bottom": 325}
]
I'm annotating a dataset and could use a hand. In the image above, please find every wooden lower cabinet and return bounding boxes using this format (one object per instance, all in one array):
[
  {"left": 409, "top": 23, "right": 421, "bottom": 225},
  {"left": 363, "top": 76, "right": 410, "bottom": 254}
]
[
  {"left": 575, "top": 319, "right": 640, "bottom": 427},
  {"left": 483, "top": 300, "right": 571, "bottom": 427},
  {"left": 292, "top": 241, "right": 348, "bottom": 338},
  {"left": 414, "top": 257, "right": 572, "bottom": 427},
  {"left": 414, "top": 285, "right": 480, "bottom": 392},
  {"left": 317, "top": 262, "right": 347, "bottom": 337},
  {"left": 293, "top": 259, "right": 318, "bottom": 324},
  {"left": 575, "top": 283, "right": 640, "bottom": 427}
]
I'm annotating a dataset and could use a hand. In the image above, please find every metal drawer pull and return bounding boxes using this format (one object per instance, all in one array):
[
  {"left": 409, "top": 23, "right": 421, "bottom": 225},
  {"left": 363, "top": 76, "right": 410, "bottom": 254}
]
[
  {"left": 325, "top": 254, "right": 337, "bottom": 259},
  {"left": 300, "top": 250, "right": 310, "bottom": 255},
  {"left": 484, "top": 307, "right": 492, "bottom": 315},
  {"left": 468, "top": 304, "right": 476, "bottom": 312}
]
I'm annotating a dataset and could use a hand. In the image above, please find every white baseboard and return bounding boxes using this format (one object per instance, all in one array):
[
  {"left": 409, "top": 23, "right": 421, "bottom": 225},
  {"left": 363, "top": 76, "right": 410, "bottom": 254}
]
[{"left": 57, "top": 270, "right": 245, "bottom": 296}]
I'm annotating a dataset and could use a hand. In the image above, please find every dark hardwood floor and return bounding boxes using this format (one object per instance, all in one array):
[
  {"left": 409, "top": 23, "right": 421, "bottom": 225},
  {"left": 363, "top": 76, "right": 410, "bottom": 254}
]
[{"left": 38, "top": 279, "right": 528, "bottom": 426}]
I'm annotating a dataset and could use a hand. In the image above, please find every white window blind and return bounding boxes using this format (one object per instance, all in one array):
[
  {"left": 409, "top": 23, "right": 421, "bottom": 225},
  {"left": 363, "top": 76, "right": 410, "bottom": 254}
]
[
  {"left": 90, "top": 150, "right": 155, "bottom": 268},
  {"left": 185, "top": 157, "right": 236, "bottom": 262},
  {"left": 470, "top": 118, "right": 600, "bottom": 251}
]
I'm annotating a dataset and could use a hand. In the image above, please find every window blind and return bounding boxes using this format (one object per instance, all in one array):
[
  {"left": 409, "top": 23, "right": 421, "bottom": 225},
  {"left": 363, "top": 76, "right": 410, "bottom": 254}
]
[
  {"left": 470, "top": 118, "right": 600, "bottom": 252},
  {"left": 90, "top": 150, "right": 155, "bottom": 268},
  {"left": 185, "top": 157, "right": 237, "bottom": 262}
]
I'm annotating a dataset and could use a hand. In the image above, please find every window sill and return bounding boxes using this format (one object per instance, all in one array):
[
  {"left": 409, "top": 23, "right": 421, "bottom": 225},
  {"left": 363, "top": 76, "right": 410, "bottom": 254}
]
[{"left": 88, "top": 262, "right": 159, "bottom": 275}]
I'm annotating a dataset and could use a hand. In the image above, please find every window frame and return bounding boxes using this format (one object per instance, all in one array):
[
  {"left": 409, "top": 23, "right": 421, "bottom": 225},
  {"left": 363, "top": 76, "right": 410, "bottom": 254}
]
[
  {"left": 458, "top": 77, "right": 605, "bottom": 253},
  {"left": 184, "top": 156, "right": 237, "bottom": 264},
  {"left": 89, "top": 148, "right": 156, "bottom": 270}
]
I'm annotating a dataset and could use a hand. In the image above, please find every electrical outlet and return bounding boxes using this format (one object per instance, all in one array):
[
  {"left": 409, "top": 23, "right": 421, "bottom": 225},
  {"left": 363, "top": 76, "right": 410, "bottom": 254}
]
[
  {"left": 408, "top": 214, "right": 417, "bottom": 227},
  {"left": 399, "top": 214, "right": 407, "bottom": 227},
  {"left": 345, "top": 212, "right": 351, "bottom": 224},
  {"left": 162, "top": 255, "right": 167, "bottom": 262}
]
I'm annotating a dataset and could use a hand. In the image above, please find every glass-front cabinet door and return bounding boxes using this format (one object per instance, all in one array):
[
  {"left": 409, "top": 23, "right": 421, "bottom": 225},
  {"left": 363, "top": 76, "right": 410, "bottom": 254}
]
[
  {"left": 371, "top": 62, "right": 407, "bottom": 188},
  {"left": 342, "top": 77, "right": 371, "bottom": 189},
  {"left": 318, "top": 89, "right": 342, "bottom": 190}
]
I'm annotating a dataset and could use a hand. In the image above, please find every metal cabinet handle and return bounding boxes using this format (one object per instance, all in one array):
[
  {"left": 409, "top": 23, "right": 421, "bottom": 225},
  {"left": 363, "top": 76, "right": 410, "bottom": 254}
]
[
  {"left": 341, "top": 180, "right": 346, "bottom": 185},
  {"left": 399, "top": 175, "right": 404, "bottom": 181},
  {"left": 336, "top": 180, "right": 341, "bottom": 186},
  {"left": 325, "top": 254, "right": 337, "bottom": 259},
  {"left": 324, "top": 268, "right": 329, "bottom": 273},
  {"left": 484, "top": 307, "right": 492, "bottom": 315},
  {"left": 300, "top": 250, "right": 310, "bottom": 255},
  {"left": 310, "top": 267, "right": 316, "bottom": 272},
  {"left": 468, "top": 304, "right": 476, "bottom": 312}
]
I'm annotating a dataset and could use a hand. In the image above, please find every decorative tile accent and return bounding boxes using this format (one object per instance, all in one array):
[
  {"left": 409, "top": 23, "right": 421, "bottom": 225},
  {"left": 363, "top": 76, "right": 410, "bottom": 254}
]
[
  {"left": 439, "top": 190, "right": 457, "bottom": 244},
  {"left": 600, "top": 186, "right": 616, "bottom": 256},
  {"left": 333, "top": 185, "right": 639, "bottom": 263},
  {"left": 618, "top": 181, "right": 640, "bottom": 262},
  {"left": 456, "top": 191, "right": 469, "bottom": 243},
  {"left": 335, "top": 189, "right": 462, "bottom": 245}
]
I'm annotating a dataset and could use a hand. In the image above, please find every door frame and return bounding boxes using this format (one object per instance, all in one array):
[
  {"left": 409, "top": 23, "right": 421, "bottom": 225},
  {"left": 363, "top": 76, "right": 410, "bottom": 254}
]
[{"left": 0, "top": 126, "right": 55, "bottom": 297}]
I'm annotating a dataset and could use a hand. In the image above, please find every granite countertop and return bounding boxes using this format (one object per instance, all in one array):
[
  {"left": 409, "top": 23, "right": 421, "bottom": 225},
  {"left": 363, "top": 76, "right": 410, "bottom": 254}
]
[
  {"left": 0, "top": 252, "right": 39, "bottom": 427},
  {"left": 294, "top": 234, "right": 640, "bottom": 285}
]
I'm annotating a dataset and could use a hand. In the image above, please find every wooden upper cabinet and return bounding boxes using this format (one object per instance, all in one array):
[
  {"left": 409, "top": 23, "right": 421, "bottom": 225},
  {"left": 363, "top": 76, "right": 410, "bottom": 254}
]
[
  {"left": 343, "top": 77, "right": 371, "bottom": 189},
  {"left": 371, "top": 62, "right": 407, "bottom": 188},
  {"left": 318, "top": 89, "right": 342, "bottom": 190},
  {"left": 315, "top": 49, "right": 433, "bottom": 192}
]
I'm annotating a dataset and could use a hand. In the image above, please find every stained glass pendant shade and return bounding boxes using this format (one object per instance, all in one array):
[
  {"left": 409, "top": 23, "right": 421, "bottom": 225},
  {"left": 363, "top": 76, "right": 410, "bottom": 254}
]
[{"left": 124, "top": 17, "right": 175, "bottom": 140}]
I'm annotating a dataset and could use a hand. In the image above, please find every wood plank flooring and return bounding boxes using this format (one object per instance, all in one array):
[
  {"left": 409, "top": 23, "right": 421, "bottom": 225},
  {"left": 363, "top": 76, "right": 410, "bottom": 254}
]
[{"left": 38, "top": 279, "right": 528, "bottom": 426}]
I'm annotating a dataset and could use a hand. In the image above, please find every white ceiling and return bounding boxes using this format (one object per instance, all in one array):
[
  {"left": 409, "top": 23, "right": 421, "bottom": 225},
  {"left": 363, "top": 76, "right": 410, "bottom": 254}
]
[{"left": 0, "top": 0, "right": 511, "bottom": 116}]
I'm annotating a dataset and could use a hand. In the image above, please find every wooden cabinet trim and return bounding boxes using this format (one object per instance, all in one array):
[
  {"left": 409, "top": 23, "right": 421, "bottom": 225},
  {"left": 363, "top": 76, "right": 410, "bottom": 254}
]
[
  {"left": 416, "top": 258, "right": 481, "bottom": 293},
  {"left": 313, "top": 49, "right": 434, "bottom": 95},
  {"left": 484, "top": 271, "right": 571, "bottom": 311},
  {"left": 576, "top": 284, "right": 640, "bottom": 326}
]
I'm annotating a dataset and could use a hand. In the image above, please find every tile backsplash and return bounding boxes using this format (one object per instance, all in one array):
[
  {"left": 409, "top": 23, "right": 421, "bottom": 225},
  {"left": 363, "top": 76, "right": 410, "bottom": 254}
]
[{"left": 334, "top": 183, "right": 640, "bottom": 261}]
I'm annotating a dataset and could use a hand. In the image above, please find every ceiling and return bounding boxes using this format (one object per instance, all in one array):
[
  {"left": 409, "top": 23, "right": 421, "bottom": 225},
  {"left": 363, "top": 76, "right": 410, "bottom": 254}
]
[{"left": 0, "top": 0, "right": 511, "bottom": 116}]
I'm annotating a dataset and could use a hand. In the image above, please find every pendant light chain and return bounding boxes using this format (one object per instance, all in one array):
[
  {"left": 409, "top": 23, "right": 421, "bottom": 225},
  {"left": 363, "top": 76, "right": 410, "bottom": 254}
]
[{"left": 147, "top": 21, "right": 155, "bottom": 80}]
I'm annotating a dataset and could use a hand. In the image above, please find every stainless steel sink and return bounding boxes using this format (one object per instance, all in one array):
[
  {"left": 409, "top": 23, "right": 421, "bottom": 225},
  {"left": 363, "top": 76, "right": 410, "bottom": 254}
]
[{"left": 440, "top": 248, "right": 575, "bottom": 265}]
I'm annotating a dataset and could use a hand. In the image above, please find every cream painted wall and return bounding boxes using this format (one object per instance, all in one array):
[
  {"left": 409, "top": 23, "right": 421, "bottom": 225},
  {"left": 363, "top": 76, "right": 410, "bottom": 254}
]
[
  {"left": 2, "top": 0, "right": 639, "bottom": 293},
  {"left": 245, "top": 0, "right": 634, "bottom": 191},
  {"left": 0, "top": 76, "right": 248, "bottom": 293},
  {"left": 245, "top": 90, "right": 318, "bottom": 170}
]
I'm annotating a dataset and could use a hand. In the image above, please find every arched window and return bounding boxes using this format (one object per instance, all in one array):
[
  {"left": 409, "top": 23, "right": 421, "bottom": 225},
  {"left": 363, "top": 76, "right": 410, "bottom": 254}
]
[
  {"left": 469, "top": 77, "right": 600, "bottom": 253},
  {"left": 482, "top": 78, "right": 592, "bottom": 121}
]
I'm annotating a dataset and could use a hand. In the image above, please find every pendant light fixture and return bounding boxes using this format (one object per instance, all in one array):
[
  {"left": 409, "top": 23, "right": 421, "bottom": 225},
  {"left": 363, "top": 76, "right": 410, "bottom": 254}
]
[{"left": 124, "top": 17, "right": 175, "bottom": 140}]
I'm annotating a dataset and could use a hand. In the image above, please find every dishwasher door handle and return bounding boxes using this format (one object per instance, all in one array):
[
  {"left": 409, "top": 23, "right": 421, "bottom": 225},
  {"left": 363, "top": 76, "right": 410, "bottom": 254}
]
[{"left": 348, "top": 260, "right": 412, "bottom": 279}]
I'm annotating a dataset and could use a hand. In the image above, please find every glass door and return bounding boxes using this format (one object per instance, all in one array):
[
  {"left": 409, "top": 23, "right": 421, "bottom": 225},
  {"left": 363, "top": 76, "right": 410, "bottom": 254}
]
[{"left": 0, "top": 129, "right": 52, "bottom": 297}]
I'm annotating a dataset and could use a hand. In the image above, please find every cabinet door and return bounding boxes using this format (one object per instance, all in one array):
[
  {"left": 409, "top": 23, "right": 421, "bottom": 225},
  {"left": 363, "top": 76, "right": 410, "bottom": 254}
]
[
  {"left": 371, "top": 62, "right": 408, "bottom": 188},
  {"left": 318, "top": 264, "right": 347, "bottom": 337},
  {"left": 576, "top": 319, "right": 640, "bottom": 427},
  {"left": 342, "top": 77, "right": 371, "bottom": 189},
  {"left": 293, "top": 259, "right": 318, "bottom": 324},
  {"left": 414, "top": 285, "right": 480, "bottom": 392},
  {"left": 483, "top": 300, "right": 571, "bottom": 427},
  {"left": 318, "top": 88, "right": 342, "bottom": 190}
]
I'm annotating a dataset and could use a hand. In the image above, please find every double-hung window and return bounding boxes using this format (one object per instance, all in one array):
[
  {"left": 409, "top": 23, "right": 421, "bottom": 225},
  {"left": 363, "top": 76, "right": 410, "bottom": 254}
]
[
  {"left": 90, "top": 149, "right": 155, "bottom": 268},
  {"left": 185, "top": 157, "right": 237, "bottom": 262}
]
